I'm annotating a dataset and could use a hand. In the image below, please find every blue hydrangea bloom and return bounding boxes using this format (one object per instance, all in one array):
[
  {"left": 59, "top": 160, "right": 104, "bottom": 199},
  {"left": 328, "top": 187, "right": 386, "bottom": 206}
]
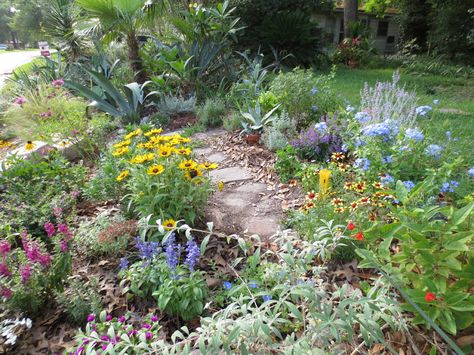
[
  {"left": 355, "top": 111, "right": 372, "bottom": 123},
  {"left": 405, "top": 127, "right": 424, "bottom": 142},
  {"left": 354, "top": 158, "right": 371, "bottom": 171},
  {"left": 223, "top": 281, "right": 233, "bottom": 290},
  {"left": 416, "top": 105, "right": 432, "bottom": 117},
  {"left": 469, "top": 167, "right": 474, "bottom": 177},
  {"left": 425, "top": 144, "right": 443, "bottom": 159},
  {"left": 310, "top": 87, "right": 318, "bottom": 95},
  {"left": 403, "top": 180, "right": 415, "bottom": 191}
]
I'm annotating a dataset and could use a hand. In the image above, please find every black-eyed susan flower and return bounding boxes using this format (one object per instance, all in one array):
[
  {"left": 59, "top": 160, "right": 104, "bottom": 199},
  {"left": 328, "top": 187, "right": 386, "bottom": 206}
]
[
  {"left": 185, "top": 167, "right": 203, "bottom": 180},
  {"left": 179, "top": 160, "right": 198, "bottom": 170},
  {"left": 331, "top": 152, "right": 345, "bottom": 162},
  {"left": 0, "top": 140, "right": 14, "bottom": 150},
  {"left": 199, "top": 162, "right": 218, "bottom": 170},
  {"left": 25, "top": 141, "right": 36, "bottom": 151},
  {"left": 113, "top": 140, "right": 131, "bottom": 149},
  {"left": 125, "top": 128, "right": 142, "bottom": 140},
  {"left": 306, "top": 191, "right": 318, "bottom": 200},
  {"left": 113, "top": 146, "right": 129, "bottom": 156},
  {"left": 147, "top": 164, "right": 165, "bottom": 175},
  {"left": 116, "top": 170, "right": 130, "bottom": 181},
  {"left": 163, "top": 219, "right": 177, "bottom": 230},
  {"left": 175, "top": 147, "right": 192, "bottom": 156},
  {"left": 144, "top": 128, "right": 163, "bottom": 137},
  {"left": 158, "top": 146, "right": 173, "bottom": 157}
]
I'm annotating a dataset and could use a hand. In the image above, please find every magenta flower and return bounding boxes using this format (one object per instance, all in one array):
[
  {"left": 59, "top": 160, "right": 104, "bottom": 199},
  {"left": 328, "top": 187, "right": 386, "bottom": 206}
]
[
  {"left": 60, "top": 240, "right": 69, "bottom": 252},
  {"left": 53, "top": 207, "right": 63, "bottom": 219},
  {"left": 146, "top": 332, "right": 152, "bottom": 340},
  {"left": 44, "top": 222, "right": 56, "bottom": 237},
  {"left": 100, "top": 335, "right": 109, "bottom": 341},
  {"left": 39, "top": 110, "right": 53, "bottom": 118},
  {"left": 52, "top": 78, "right": 64, "bottom": 87},
  {"left": 106, "top": 314, "right": 112, "bottom": 321},
  {"left": 57, "top": 223, "right": 72, "bottom": 239},
  {"left": 118, "top": 316, "right": 126, "bottom": 323},
  {"left": 142, "top": 323, "right": 151, "bottom": 329},
  {"left": 0, "top": 241, "right": 11, "bottom": 256},
  {"left": 1, "top": 287, "right": 12, "bottom": 299},
  {"left": 87, "top": 314, "right": 95, "bottom": 323},
  {"left": 0, "top": 263, "right": 11, "bottom": 278},
  {"left": 128, "top": 329, "right": 138, "bottom": 337},
  {"left": 20, "top": 264, "right": 32, "bottom": 284},
  {"left": 150, "top": 315, "right": 158, "bottom": 322},
  {"left": 14, "top": 97, "right": 26, "bottom": 105}
]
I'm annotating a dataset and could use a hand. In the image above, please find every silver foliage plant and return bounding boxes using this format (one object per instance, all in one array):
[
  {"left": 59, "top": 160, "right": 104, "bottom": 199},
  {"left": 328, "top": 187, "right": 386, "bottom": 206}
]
[
  {"left": 141, "top": 227, "right": 408, "bottom": 354},
  {"left": 360, "top": 71, "right": 418, "bottom": 128},
  {"left": 261, "top": 111, "right": 297, "bottom": 152}
]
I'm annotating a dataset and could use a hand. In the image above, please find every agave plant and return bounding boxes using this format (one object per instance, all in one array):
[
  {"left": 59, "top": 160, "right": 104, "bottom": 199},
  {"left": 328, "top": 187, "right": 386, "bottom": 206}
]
[
  {"left": 65, "top": 67, "right": 157, "bottom": 124},
  {"left": 240, "top": 102, "right": 281, "bottom": 133}
]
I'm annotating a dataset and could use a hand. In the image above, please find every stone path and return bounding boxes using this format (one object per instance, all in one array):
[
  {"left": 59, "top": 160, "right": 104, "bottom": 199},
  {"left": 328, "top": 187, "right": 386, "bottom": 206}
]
[{"left": 193, "top": 129, "right": 283, "bottom": 238}]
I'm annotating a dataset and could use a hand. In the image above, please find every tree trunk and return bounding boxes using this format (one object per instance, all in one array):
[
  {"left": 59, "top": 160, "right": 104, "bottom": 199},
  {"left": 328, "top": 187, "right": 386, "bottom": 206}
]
[
  {"left": 126, "top": 31, "right": 146, "bottom": 84},
  {"left": 344, "top": 0, "right": 358, "bottom": 39}
]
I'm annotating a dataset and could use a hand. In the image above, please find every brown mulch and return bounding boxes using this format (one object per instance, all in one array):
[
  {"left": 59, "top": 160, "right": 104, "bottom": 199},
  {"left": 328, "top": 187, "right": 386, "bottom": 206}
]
[{"left": 166, "top": 113, "right": 199, "bottom": 131}]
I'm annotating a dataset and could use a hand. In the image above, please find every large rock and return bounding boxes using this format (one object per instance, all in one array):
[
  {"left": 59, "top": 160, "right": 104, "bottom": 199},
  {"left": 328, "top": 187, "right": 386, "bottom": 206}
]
[{"left": 210, "top": 167, "right": 252, "bottom": 183}]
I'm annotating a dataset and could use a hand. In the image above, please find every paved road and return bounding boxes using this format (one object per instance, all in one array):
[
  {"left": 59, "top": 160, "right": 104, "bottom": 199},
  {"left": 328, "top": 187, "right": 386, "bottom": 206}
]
[{"left": 0, "top": 50, "right": 40, "bottom": 87}]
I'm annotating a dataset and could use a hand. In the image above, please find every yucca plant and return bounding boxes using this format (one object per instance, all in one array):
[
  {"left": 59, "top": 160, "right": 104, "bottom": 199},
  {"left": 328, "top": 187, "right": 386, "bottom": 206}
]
[{"left": 65, "top": 67, "right": 157, "bottom": 124}]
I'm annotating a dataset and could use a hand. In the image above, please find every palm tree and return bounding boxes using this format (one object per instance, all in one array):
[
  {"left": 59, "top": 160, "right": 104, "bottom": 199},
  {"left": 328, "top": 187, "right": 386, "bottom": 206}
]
[{"left": 76, "top": 0, "right": 164, "bottom": 83}]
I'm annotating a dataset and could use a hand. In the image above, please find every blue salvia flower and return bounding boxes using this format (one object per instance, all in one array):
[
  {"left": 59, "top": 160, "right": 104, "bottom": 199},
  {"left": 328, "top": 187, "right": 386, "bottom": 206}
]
[
  {"left": 119, "top": 257, "right": 129, "bottom": 271},
  {"left": 165, "top": 233, "right": 181, "bottom": 272},
  {"left": 403, "top": 180, "right": 415, "bottom": 191},
  {"left": 425, "top": 144, "right": 443, "bottom": 159},
  {"left": 135, "top": 237, "right": 161, "bottom": 260},
  {"left": 405, "top": 127, "right": 424, "bottom": 142},
  {"left": 184, "top": 238, "right": 200, "bottom": 271},
  {"left": 354, "top": 158, "right": 371, "bottom": 171}
]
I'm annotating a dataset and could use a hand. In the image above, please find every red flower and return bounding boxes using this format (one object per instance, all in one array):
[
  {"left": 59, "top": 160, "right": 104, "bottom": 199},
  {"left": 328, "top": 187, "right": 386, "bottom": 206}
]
[
  {"left": 347, "top": 221, "right": 355, "bottom": 231},
  {"left": 425, "top": 292, "right": 437, "bottom": 302},
  {"left": 355, "top": 232, "right": 364, "bottom": 240}
]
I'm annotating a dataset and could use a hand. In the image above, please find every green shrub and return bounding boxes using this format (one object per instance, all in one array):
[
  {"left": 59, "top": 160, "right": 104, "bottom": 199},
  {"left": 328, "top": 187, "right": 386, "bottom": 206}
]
[
  {"left": 56, "top": 278, "right": 102, "bottom": 324},
  {"left": 274, "top": 146, "right": 302, "bottom": 183},
  {"left": 197, "top": 98, "right": 227, "bottom": 128},
  {"left": 223, "top": 111, "right": 242, "bottom": 132},
  {"left": 269, "top": 68, "right": 342, "bottom": 124}
]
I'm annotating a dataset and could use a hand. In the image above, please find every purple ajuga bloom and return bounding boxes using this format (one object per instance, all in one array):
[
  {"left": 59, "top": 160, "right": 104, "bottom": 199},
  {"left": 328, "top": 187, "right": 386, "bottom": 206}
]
[
  {"left": 135, "top": 237, "right": 161, "bottom": 260},
  {"left": 354, "top": 158, "right": 371, "bottom": 171},
  {"left": 425, "top": 144, "right": 443, "bottom": 159},
  {"left": 119, "top": 257, "right": 129, "bottom": 271},
  {"left": 60, "top": 240, "right": 69, "bottom": 252},
  {"left": 355, "top": 111, "right": 372, "bottom": 123},
  {"left": 100, "top": 335, "right": 109, "bottom": 341},
  {"left": 44, "top": 222, "right": 55, "bottom": 237},
  {"left": 184, "top": 238, "right": 200, "bottom": 271},
  {"left": 403, "top": 180, "right": 415, "bottom": 191},
  {"left": 262, "top": 295, "right": 272, "bottom": 302},
  {"left": 0, "top": 287, "right": 12, "bottom": 299},
  {"left": 405, "top": 127, "right": 424, "bottom": 142},
  {"left": 223, "top": 281, "right": 233, "bottom": 290},
  {"left": 165, "top": 233, "right": 180, "bottom": 272}
]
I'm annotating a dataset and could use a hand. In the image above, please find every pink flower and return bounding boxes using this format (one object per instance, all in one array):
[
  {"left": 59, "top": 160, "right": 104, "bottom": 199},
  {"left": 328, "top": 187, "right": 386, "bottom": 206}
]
[
  {"left": 0, "top": 241, "right": 11, "bottom": 257},
  {"left": 0, "top": 287, "right": 12, "bottom": 299},
  {"left": 54, "top": 207, "right": 63, "bottom": 219},
  {"left": 57, "top": 223, "right": 71, "bottom": 237},
  {"left": 142, "top": 323, "right": 151, "bottom": 329},
  {"left": 14, "top": 97, "right": 26, "bottom": 105},
  {"left": 145, "top": 332, "right": 152, "bottom": 340},
  {"left": 44, "top": 222, "right": 56, "bottom": 237},
  {"left": 87, "top": 314, "right": 95, "bottom": 322},
  {"left": 20, "top": 264, "right": 32, "bottom": 284},
  {"left": 118, "top": 316, "right": 126, "bottom": 323},
  {"left": 0, "top": 263, "right": 11, "bottom": 278},
  {"left": 39, "top": 110, "right": 53, "bottom": 118},
  {"left": 150, "top": 315, "right": 158, "bottom": 322},
  {"left": 52, "top": 78, "right": 64, "bottom": 87},
  {"left": 106, "top": 314, "right": 113, "bottom": 321},
  {"left": 60, "top": 240, "right": 69, "bottom": 252}
]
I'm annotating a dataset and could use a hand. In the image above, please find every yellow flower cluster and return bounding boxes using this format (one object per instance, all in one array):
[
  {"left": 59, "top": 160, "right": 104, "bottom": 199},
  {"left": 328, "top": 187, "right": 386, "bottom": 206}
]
[{"left": 0, "top": 140, "right": 15, "bottom": 150}]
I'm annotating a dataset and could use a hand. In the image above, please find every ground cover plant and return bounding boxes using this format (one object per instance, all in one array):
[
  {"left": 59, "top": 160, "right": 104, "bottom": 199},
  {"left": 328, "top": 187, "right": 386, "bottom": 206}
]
[{"left": 0, "top": 0, "right": 473, "bottom": 353}]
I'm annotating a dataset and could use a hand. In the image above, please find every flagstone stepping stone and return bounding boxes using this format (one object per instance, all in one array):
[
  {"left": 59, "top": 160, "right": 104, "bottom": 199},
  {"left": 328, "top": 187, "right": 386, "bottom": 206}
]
[{"left": 210, "top": 167, "right": 252, "bottom": 183}]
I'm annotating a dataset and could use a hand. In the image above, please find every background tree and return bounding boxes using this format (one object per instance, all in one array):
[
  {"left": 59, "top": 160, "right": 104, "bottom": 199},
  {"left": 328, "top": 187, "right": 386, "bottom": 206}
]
[{"left": 343, "top": 0, "right": 358, "bottom": 38}]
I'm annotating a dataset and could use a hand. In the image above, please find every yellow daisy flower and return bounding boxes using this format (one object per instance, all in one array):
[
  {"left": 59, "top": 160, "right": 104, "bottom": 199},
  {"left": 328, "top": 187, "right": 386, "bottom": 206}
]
[
  {"left": 147, "top": 164, "right": 165, "bottom": 175},
  {"left": 144, "top": 128, "right": 163, "bottom": 137},
  {"left": 174, "top": 147, "right": 192, "bottom": 156},
  {"left": 25, "top": 141, "right": 36, "bottom": 151},
  {"left": 113, "top": 140, "right": 131, "bottom": 149},
  {"left": 158, "top": 146, "right": 173, "bottom": 157},
  {"left": 130, "top": 153, "right": 154, "bottom": 164},
  {"left": 179, "top": 160, "right": 198, "bottom": 170},
  {"left": 185, "top": 167, "right": 203, "bottom": 180},
  {"left": 113, "top": 146, "right": 129, "bottom": 156},
  {"left": 163, "top": 219, "right": 177, "bottom": 230},
  {"left": 116, "top": 170, "right": 129, "bottom": 181},
  {"left": 124, "top": 128, "right": 142, "bottom": 140},
  {"left": 199, "top": 162, "right": 218, "bottom": 170}
]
